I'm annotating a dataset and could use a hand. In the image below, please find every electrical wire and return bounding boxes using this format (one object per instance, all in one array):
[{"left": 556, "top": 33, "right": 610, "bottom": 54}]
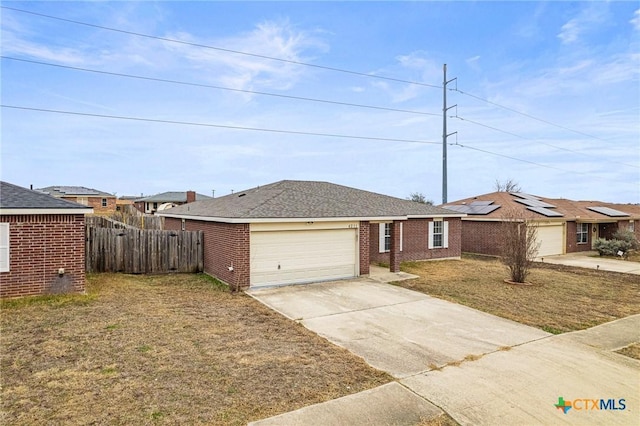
[
  {"left": 2, "top": 104, "right": 609, "bottom": 178},
  {"left": 0, "top": 104, "right": 441, "bottom": 145},
  {"left": 452, "top": 88, "right": 609, "bottom": 142},
  {"left": 451, "top": 115, "right": 639, "bottom": 169},
  {"left": 0, "top": 56, "right": 441, "bottom": 117},
  {"left": 1, "top": 6, "right": 441, "bottom": 89}
]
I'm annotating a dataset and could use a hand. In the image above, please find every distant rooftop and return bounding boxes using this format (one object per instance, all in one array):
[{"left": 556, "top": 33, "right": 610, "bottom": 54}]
[
  {"left": 1, "top": 181, "right": 93, "bottom": 210},
  {"left": 135, "top": 191, "right": 212, "bottom": 203},
  {"left": 38, "top": 186, "right": 115, "bottom": 198}
]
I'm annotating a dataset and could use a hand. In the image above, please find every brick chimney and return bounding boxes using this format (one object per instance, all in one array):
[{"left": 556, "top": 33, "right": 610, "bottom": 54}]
[{"left": 186, "top": 190, "right": 196, "bottom": 203}]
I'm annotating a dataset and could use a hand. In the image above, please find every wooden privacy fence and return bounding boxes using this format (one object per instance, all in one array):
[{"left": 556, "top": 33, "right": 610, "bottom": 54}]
[{"left": 86, "top": 227, "right": 203, "bottom": 273}]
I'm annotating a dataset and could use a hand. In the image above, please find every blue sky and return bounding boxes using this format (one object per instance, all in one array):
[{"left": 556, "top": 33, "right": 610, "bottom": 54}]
[{"left": 2, "top": 1, "right": 639, "bottom": 203}]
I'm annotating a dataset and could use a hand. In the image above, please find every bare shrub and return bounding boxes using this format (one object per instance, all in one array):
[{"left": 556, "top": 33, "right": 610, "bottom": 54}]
[{"left": 500, "top": 210, "right": 539, "bottom": 283}]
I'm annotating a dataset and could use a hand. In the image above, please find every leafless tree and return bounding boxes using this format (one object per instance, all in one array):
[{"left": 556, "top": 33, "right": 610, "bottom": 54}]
[
  {"left": 407, "top": 192, "right": 434, "bottom": 205},
  {"left": 500, "top": 209, "right": 539, "bottom": 283},
  {"left": 494, "top": 179, "right": 522, "bottom": 193}
]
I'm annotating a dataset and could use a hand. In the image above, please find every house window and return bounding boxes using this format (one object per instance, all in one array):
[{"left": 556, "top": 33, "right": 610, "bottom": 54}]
[
  {"left": 0, "top": 223, "right": 9, "bottom": 272},
  {"left": 378, "top": 222, "right": 403, "bottom": 253},
  {"left": 102, "top": 198, "right": 107, "bottom": 207},
  {"left": 577, "top": 223, "right": 589, "bottom": 244},
  {"left": 630, "top": 221, "right": 635, "bottom": 232},
  {"left": 77, "top": 197, "right": 88, "bottom": 206},
  {"left": 428, "top": 220, "right": 449, "bottom": 249},
  {"left": 181, "top": 219, "right": 186, "bottom": 231}
]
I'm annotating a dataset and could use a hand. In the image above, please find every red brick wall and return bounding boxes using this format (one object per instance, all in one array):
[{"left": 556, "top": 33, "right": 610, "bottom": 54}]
[
  {"left": 370, "top": 218, "right": 462, "bottom": 264},
  {"left": 460, "top": 221, "right": 502, "bottom": 256},
  {"left": 618, "top": 219, "right": 640, "bottom": 241},
  {"left": 359, "top": 221, "right": 370, "bottom": 275},
  {"left": 165, "top": 218, "right": 250, "bottom": 289},
  {"left": 566, "top": 221, "right": 592, "bottom": 253},
  {"left": 0, "top": 214, "right": 86, "bottom": 298}
]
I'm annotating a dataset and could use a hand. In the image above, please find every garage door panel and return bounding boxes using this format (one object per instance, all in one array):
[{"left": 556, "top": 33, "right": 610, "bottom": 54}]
[
  {"left": 250, "top": 228, "right": 357, "bottom": 287},
  {"left": 535, "top": 224, "right": 563, "bottom": 257}
]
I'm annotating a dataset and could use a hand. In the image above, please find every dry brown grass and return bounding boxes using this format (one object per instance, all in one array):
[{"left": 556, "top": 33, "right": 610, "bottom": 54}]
[
  {"left": 417, "top": 413, "right": 460, "bottom": 426},
  {"left": 615, "top": 343, "right": 640, "bottom": 360},
  {"left": 1, "top": 274, "right": 390, "bottom": 425},
  {"left": 398, "top": 255, "right": 640, "bottom": 334}
]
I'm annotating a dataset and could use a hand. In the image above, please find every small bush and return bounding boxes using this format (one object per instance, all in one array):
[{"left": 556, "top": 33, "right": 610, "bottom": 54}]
[
  {"left": 612, "top": 230, "right": 639, "bottom": 250},
  {"left": 594, "top": 230, "right": 637, "bottom": 257}
]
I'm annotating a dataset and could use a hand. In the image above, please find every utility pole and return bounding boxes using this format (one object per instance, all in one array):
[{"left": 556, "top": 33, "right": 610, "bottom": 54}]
[{"left": 442, "top": 64, "right": 457, "bottom": 204}]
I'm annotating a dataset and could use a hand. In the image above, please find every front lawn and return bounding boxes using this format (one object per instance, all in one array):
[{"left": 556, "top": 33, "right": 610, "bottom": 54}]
[
  {"left": 1, "top": 274, "right": 390, "bottom": 425},
  {"left": 397, "top": 255, "right": 640, "bottom": 334}
]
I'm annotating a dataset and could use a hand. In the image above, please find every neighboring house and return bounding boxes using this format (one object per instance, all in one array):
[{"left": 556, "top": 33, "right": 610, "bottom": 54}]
[
  {"left": 37, "top": 185, "right": 116, "bottom": 214},
  {"left": 0, "top": 181, "right": 93, "bottom": 298},
  {"left": 444, "top": 192, "right": 640, "bottom": 257},
  {"left": 134, "top": 191, "right": 212, "bottom": 214},
  {"left": 157, "top": 180, "right": 464, "bottom": 289}
]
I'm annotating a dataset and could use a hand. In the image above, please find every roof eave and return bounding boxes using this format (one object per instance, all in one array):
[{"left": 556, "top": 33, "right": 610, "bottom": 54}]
[
  {"left": 0, "top": 208, "right": 94, "bottom": 215},
  {"left": 157, "top": 212, "right": 465, "bottom": 222}
]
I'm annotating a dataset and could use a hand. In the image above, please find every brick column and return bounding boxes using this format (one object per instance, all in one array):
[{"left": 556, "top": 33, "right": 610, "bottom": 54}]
[
  {"left": 389, "top": 221, "right": 401, "bottom": 273},
  {"left": 359, "top": 221, "right": 370, "bottom": 275}
]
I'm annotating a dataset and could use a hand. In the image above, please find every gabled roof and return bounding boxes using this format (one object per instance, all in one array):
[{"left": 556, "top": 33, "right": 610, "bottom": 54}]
[
  {"left": 157, "top": 180, "right": 462, "bottom": 223},
  {"left": 0, "top": 181, "right": 93, "bottom": 213},
  {"left": 444, "top": 191, "right": 640, "bottom": 222},
  {"left": 135, "top": 191, "right": 212, "bottom": 203},
  {"left": 37, "top": 185, "right": 115, "bottom": 198}
]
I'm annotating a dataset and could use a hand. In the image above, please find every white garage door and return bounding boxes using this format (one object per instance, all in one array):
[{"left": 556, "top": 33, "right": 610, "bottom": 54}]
[
  {"left": 250, "top": 225, "right": 358, "bottom": 288},
  {"left": 535, "top": 223, "right": 564, "bottom": 257}
]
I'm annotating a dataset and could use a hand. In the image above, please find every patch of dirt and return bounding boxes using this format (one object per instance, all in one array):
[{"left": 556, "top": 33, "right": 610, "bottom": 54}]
[
  {"left": 615, "top": 343, "right": 640, "bottom": 360},
  {"left": 398, "top": 255, "right": 640, "bottom": 334},
  {"left": 1, "top": 274, "right": 390, "bottom": 425}
]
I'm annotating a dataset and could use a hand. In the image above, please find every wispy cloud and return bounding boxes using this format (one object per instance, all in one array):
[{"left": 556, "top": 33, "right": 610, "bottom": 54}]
[
  {"left": 557, "top": 2, "right": 609, "bottom": 44},
  {"left": 631, "top": 9, "right": 640, "bottom": 31},
  {"left": 163, "top": 20, "right": 328, "bottom": 93}
]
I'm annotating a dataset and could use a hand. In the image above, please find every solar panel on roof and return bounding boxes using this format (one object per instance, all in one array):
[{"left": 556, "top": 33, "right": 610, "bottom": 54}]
[
  {"left": 514, "top": 198, "right": 557, "bottom": 209},
  {"left": 469, "top": 200, "right": 494, "bottom": 206},
  {"left": 526, "top": 206, "right": 564, "bottom": 217},
  {"left": 587, "top": 206, "right": 629, "bottom": 217},
  {"left": 510, "top": 192, "right": 541, "bottom": 200},
  {"left": 57, "top": 186, "right": 100, "bottom": 195},
  {"left": 443, "top": 204, "right": 501, "bottom": 215}
]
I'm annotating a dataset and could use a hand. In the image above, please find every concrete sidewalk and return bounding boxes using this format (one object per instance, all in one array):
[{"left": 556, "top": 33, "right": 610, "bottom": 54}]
[
  {"left": 248, "top": 279, "right": 640, "bottom": 426},
  {"left": 539, "top": 251, "right": 640, "bottom": 275}
]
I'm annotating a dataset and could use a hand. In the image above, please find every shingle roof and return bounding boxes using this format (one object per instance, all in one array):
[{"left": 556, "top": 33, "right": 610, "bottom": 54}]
[
  {"left": 135, "top": 191, "right": 212, "bottom": 203},
  {"left": 444, "top": 191, "right": 640, "bottom": 221},
  {"left": 37, "top": 186, "right": 115, "bottom": 198},
  {"left": 1, "top": 181, "right": 91, "bottom": 210},
  {"left": 158, "top": 180, "right": 462, "bottom": 221}
]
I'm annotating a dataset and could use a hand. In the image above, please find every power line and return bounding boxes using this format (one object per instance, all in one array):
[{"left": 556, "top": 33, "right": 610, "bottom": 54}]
[
  {"left": 451, "top": 115, "right": 639, "bottom": 169},
  {"left": 0, "top": 56, "right": 441, "bottom": 117},
  {"left": 0, "top": 104, "right": 441, "bottom": 145},
  {"left": 2, "top": 104, "right": 606, "bottom": 178},
  {"left": 450, "top": 142, "right": 594, "bottom": 177},
  {"left": 2, "top": 6, "right": 441, "bottom": 89},
  {"left": 452, "top": 88, "right": 609, "bottom": 142}
]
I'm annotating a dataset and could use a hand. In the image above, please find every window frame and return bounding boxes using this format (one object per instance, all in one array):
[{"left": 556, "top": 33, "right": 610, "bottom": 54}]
[
  {"left": 577, "top": 223, "right": 589, "bottom": 244},
  {"left": 0, "top": 223, "right": 9, "bottom": 272},
  {"left": 428, "top": 220, "right": 449, "bottom": 249}
]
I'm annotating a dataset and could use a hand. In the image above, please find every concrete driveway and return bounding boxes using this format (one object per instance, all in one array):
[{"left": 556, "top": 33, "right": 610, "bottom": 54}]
[
  {"left": 539, "top": 251, "right": 640, "bottom": 275},
  {"left": 249, "top": 280, "right": 550, "bottom": 378},
  {"left": 248, "top": 279, "right": 640, "bottom": 425}
]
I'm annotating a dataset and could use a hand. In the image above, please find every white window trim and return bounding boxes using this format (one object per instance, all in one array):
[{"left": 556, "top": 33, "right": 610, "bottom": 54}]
[
  {"left": 428, "top": 220, "right": 449, "bottom": 249},
  {"left": 379, "top": 222, "right": 403, "bottom": 253},
  {"left": 577, "top": 223, "right": 589, "bottom": 244},
  {"left": 0, "top": 223, "right": 9, "bottom": 272}
]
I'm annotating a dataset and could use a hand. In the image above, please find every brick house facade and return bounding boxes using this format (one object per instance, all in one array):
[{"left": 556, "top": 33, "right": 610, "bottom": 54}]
[
  {"left": 1, "top": 182, "right": 92, "bottom": 298},
  {"left": 37, "top": 186, "right": 116, "bottom": 215},
  {"left": 445, "top": 192, "right": 640, "bottom": 257},
  {"left": 159, "top": 180, "right": 464, "bottom": 289}
]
